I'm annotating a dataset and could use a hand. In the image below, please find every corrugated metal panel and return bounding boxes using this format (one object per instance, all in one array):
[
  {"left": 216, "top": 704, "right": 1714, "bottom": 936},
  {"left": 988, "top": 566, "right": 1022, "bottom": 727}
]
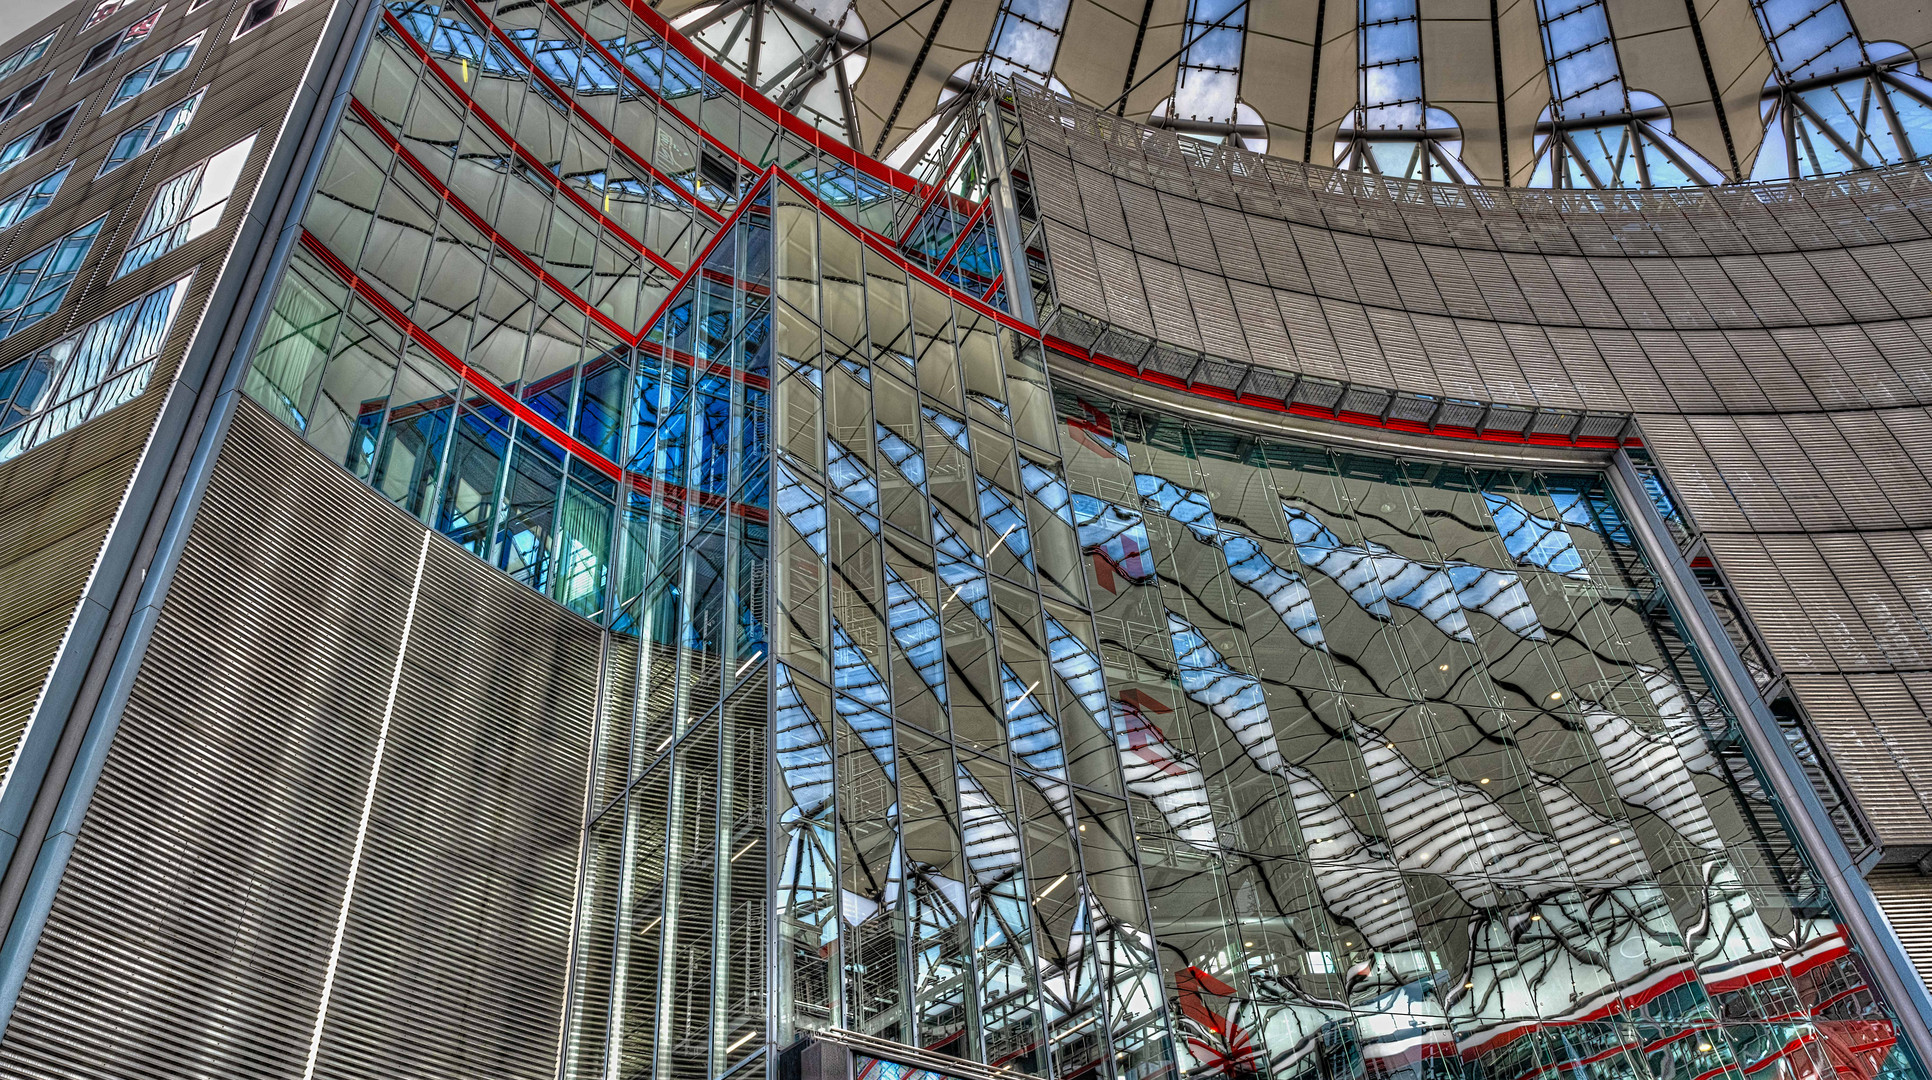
[
  {"left": 0, "top": 396, "right": 156, "bottom": 791},
  {"left": 0, "top": 404, "right": 598, "bottom": 1080},
  {"left": 1868, "top": 870, "right": 1932, "bottom": 983}
]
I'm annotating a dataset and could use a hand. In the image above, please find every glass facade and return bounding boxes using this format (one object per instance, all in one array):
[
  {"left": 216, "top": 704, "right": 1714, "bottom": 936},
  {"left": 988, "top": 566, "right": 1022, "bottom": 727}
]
[{"left": 235, "top": 5, "right": 1930, "bottom": 1080}]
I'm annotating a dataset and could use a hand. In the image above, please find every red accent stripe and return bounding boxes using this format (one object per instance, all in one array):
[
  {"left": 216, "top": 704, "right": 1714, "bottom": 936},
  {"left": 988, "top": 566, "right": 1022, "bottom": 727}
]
[
  {"left": 450, "top": 0, "right": 726, "bottom": 237},
  {"left": 1041, "top": 333, "right": 1642, "bottom": 449},
  {"left": 773, "top": 168, "right": 1029, "bottom": 334},
  {"left": 633, "top": 164, "right": 782, "bottom": 358},
  {"left": 346, "top": 95, "right": 642, "bottom": 349},
  {"left": 933, "top": 199, "right": 989, "bottom": 277},
  {"left": 981, "top": 273, "right": 1003, "bottom": 303},
  {"left": 896, "top": 135, "right": 980, "bottom": 244},
  {"left": 537, "top": 0, "right": 755, "bottom": 181},
  {"left": 608, "top": 0, "right": 934, "bottom": 198},
  {"left": 298, "top": 228, "right": 770, "bottom": 522},
  {"left": 299, "top": 228, "right": 625, "bottom": 480},
  {"left": 381, "top": 9, "right": 702, "bottom": 268}
]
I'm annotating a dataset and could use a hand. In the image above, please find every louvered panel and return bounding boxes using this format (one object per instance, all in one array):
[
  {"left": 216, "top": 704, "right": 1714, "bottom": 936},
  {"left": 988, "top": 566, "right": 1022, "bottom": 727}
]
[
  {"left": 1690, "top": 416, "right": 1798, "bottom": 530},
  {"left": 1851, "top": 245, "right": 1931, "bottom": 319},
  {"left": 1202, "top": 205, "right": 1265, "bottom": 283},
  {"left": 1226, "top": 278, "right": 1295, "bottom": 369},
  {"left": 1862, "top": 322, "right": 1932, "bottom": 404},
  {"left": 1420, "top": 248, "right": 1492, "bottom": 320},
  {"left": 1587, "top": 259, "right": 1669, "bottom": 329},
  {"left": 1332, "top": 232, "right": 1399, "bottom": 311},
  {"left": 1809, "top": 249, "right": 1897, "bottom": 320},
  {"left": 1457, "top": 320, "right": 1529, "bottom": 406},
  {"left": 1630, "top": 258, "right": 1710, "bottom": 330},
  {"left": 1830, "top": 412, "right": 1932, "bottom": 526},
  {"left": 1118, "top": 182, "right": 1177, "bottom": 264},
  {"left": 1495, "top": 324, "right": 1579, "bottom": 409},
  {"left": 1411, "top": 313, "right": 1482, "bottom": 396},
  {"left": 1365, "top": 309, "right": 1439, "bottom": 396},
  {"left": 1276, "top": 291, "right": 1345, "bottom": 382},
  {"left": 1596, "top": 330, "right": 1683, "bottom": 411},
  {"left": 1377, "top": 237, "right": 1446, "bottom": 315},
  {"left": 1710, "top": 533, "right": 1833, "bottom": 671},
  {"left": 1759, "top": 252, "right": 1851, "bottom": 321},
  {"left": 1768, "top": 326, "right": 1862, "bottom": 409},
  {"left": 1639, "top": 415, "right": 1751, "bottom": 531},
  {"left": 1501, "top": 253, "right": 1581, "bottom": 327},
  {"left": 1072, "top": 167, "right": 1131, "bottom": 248},
  {"left": 1813, "top": 325, "right": 1908, "bottom": 408},
  {"left": 1290, "top": 223, "right": 1356, "bottom": 305},
  {"left": 1041, "top": 219, "right": 1107, "bottom": 318},
  {"left": 0, "top": 404, "right": 419, "bottom": 1080},
  {"left": 1779, "top": 413, "right": 1904, "bottom": 530},
  {"left": 1461, "top": 249, "right": 1533, "bottom": 323},
  {"left": 1246, "top": 214, "right": 1313, "bottom": 294},
  {"left": 1090, "top": 238, "right": 1157, "bottom": 338},
  {"left": 1026, "top": 151, "right": 1082, "bottom": 224},
  {"left": 1321, "top": 299, "right": 1395, "bottom": 389},
  {"left": 1717, "top": 255, "right": 1803, "bottom": 325},
  {"left": 1786, "top": 533, "right": 1898, "bottom": 670},
  {"left": 1887, "top": 408, "right": 1932, "bottom": 481},
  {"left": 1670, "top": 258, "right": 1755, "bottom": 327},
  {"left": 1730, "top": 415, "right": 1849, "bottom": 531},
  {"left": 314, "top": 532, "right": 597, "bottom": 1080},
  {"left": 1162, "top": 193, "right": 1217, "bottom": 272},
  {"left": 1853, "top": 532, "right": 1932, "bottom": 668},
  {"left": 1541, "top": 325, "right": 1626, "bottom": 411},
  {"left": 1797, "top": 675, "right": 1932, "bottom": 844},
  {"left": 1182, "top": 268, "right": 1250, "bottom": 362},
  {"left": 1140, "top": 259, "right": 1203, "bottom": 351},
  {"left": 1543, "top": 255, "right": 1617, "bottom": 326},
  {"left": 1671, "top": 330, "right": 1768, "bottom": 411},
  {"left": 1869, "top": 872, "right": 1932, "bottom": 969},
  {"left": 1722, "top": 329, "right": 1820, "bottom": 410}
]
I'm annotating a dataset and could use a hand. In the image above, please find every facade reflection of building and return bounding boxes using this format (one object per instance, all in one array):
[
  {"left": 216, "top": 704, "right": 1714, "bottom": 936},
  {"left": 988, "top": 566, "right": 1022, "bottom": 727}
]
[
  {"left": 241, "top": 3, "right": 1916, "bottom": 1070},
  {"left": 21, "top": 0, "right": 1904, "bottom": 1076}
]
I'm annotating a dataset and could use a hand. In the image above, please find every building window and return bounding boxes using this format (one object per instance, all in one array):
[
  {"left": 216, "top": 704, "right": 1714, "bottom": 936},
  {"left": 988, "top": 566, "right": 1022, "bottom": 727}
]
[
  {"left": 234, "top": 0, "right": 309, "bottom": 39},
  {"left": 0, "top": 216, "right": 105, "bottom": 340},
  {"left": 1748, "top": 0, "right": 1932, "bottom": 179},
  {"left": 0, "top": 106, "right": 78, "bottom": 177},
  {"left": 119, "top": 133, "right": 254, "bottom": 276},
  {"left": 106, "top": 31, "right": 200, "bottom": 112},
  {"left": 0, "top": 164, "right": 71, "bottom": 231},
  {"left": 0, "top": 76, "right": 46, "bottom": 122},
  {"left": 0, "top": 31, "right": 59, "bottom": 85},
  {"left": 1149, "top": 0, "right": 1267, "bottom": 152},
  {"left": 74, "top": 5, "right": 161, "bottom": 80},
  {"left": 82, "top": 0, "right": 141, "bottom": 30},
  {"left": 1334, "top": 0, "right": 1481, "bottom": 181},
  {"left": 0, "top": 274, "right": 190, "bottom": 462},
  {"left": 1527, "top": 0, "right": 1726, "bottom": 186},
  {"left": 98, "top": 86, "right": 202, "bottom": 176}
]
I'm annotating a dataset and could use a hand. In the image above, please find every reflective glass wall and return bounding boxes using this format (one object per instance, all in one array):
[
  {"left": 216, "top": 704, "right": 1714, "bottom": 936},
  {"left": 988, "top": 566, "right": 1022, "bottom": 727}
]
[
  {"left": 1054, "top": 387, "right": 1919, "bottom": 1080},
  {"left": 232, "top": 4, "right": 1928, "bottom": 1080}
]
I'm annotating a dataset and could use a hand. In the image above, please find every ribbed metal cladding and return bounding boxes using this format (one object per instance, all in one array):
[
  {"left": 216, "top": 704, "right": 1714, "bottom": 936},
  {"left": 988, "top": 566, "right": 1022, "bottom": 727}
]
[
  {"left": 310, "top": 520, "right": 599, "bottom": 1080},
  {"left": 0, "top": 397, "right": 157, "bottom": 788},
  {"left": 0, "top": 404, "right": 599, "bottom": 1079},
  {"left": 1870, "top": 869, "right": 1932, "bottom": 986},
  {"left": 1005, "top": 78, "right": 1932, "bottom": 860},
  {"left": 0, "top": 402, "right": 413, "bottom": 1079}
]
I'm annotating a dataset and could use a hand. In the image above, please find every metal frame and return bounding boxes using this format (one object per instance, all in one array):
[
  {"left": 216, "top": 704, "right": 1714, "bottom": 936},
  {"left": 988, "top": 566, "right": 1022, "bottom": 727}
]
[{"left": 1607, "top": 449, "right": 1932, "bottom": 1066}]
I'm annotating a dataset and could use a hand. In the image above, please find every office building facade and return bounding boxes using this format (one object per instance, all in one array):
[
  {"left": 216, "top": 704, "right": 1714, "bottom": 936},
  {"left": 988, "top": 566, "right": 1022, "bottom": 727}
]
[{"left": 0, "top": 1, "right": 1927, "bottom": 1080}]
